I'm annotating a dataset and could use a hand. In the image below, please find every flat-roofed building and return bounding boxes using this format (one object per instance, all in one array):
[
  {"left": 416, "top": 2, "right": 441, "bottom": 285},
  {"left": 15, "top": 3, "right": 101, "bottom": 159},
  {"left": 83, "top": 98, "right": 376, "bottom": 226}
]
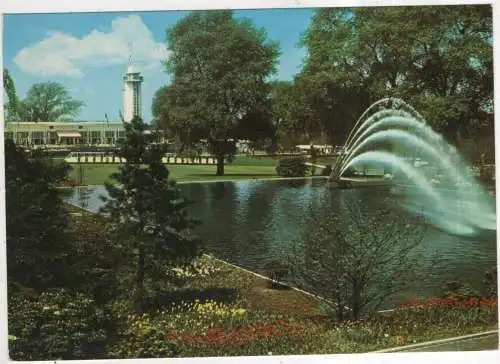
[{"left": 4, "top": 121, "right": 126, "bottom": 147}]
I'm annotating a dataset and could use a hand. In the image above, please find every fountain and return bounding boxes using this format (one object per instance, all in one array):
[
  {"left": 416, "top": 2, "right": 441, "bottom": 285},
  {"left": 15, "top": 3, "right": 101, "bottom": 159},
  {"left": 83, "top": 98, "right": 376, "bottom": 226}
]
[{"left": 328, "top": 98, "right": 496, "bottom": 237}]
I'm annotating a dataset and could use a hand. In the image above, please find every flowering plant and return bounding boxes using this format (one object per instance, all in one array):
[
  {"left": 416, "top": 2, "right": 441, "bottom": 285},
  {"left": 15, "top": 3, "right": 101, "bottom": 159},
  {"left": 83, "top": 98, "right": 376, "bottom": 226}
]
[
  {"left": 400, "top": 296, "right": 497, "bottom": 309},
  {"left": 165, "top": 320, "right": 306, "bottom": 347}
]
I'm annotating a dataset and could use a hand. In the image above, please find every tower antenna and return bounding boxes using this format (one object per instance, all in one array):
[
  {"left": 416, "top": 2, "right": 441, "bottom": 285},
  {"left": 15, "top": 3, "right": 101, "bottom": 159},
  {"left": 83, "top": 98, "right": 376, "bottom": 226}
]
[{"left": 128, "top": 41, "right": 134, "bottom": 69}]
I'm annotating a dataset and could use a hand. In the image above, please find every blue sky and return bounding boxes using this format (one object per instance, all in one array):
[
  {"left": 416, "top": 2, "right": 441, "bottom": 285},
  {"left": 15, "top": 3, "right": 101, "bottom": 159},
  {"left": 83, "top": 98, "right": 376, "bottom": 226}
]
[{"left": 3, "top": 9, "right": 315, "bottom": 122}]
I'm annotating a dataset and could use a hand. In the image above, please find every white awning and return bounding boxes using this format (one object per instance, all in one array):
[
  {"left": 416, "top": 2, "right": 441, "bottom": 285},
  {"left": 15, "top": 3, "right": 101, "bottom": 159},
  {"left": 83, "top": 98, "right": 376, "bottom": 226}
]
[{"left": 57, "top": 132, "right": 82, "bottom": 138}]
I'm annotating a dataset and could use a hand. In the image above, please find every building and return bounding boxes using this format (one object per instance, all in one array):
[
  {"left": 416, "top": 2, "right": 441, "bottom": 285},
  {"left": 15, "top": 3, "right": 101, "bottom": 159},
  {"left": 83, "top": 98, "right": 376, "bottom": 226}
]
[
  {"left": 4, "top": 121, "right": 126, "bottom": 147},
  {"left": 295, "top": 144, "right": 334, "bottom": 155},
  {"left": 4, "top": 62, "right": 146, "bottom": 147},
  {"left": 123, "top": 61, "right": 144, "bottom": 122}
]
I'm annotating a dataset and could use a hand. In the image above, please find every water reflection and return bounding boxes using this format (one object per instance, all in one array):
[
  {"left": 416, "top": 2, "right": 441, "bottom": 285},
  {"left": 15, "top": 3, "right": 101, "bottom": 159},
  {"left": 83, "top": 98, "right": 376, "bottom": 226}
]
[{"left": 62, "top": 180, "right": 497, "bottom": 306}]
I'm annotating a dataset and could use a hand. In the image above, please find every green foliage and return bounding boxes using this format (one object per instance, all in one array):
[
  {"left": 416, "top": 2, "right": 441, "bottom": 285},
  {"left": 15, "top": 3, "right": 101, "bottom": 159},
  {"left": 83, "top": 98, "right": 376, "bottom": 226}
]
[
  {"left": 17, "top": 81, "right": 84, "bottom": 122},
  {"left": 8, "top": 289, "right": 109, "bottom": 360},
  {"left": 153, "top": 10, "right": 280, "bottom": 175},
  {"left": 276, "top": 157, "right": 308, "bottom": 177},
  {"left": 295, "top": 6, "right": 493, "bottom": 143},
  {"left": 100, "top": 116, "right": 200, "bottom": 313},
  {"left": 321, "top": 164, "right": 332, "bottom": 177},
  {"left": 341, "top": 166, "right": 357, "bottom": 177},
  {"left": 66, "top": 214, "right": 128, "bottom": 305},
  {"left": 269, "top": 81, "right": 295, "bottom": 146},
  {"left": 3, "top": 68, "right": 19, "bottom": 122},
  {"left": 4, "top": 139, "right": 72, "bottom": 290}
]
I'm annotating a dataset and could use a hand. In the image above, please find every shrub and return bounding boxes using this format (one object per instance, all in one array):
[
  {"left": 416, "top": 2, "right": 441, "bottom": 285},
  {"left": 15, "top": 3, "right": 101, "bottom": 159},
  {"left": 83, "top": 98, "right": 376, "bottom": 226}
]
[
  {"left": 321, "top": 164, "right": 332, "bottom": 177},
  {"left": 8, "top": 289, "right": 110, "bottom": 360},
  {"left": 276, "top": 157, "right": 308, "bottom": 177},
  {"left": 178, "top": 149, "right": 201, "bottom": 159},
  {"left": 341, "top": 166, "right": 357, "bottom": 177}
]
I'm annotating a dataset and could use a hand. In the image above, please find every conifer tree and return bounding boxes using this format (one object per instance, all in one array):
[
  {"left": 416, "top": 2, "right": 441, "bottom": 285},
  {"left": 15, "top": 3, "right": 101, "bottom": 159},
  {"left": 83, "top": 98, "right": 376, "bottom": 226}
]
[{"left": 100, "top": 116, "right": 199, "bottom": 313}]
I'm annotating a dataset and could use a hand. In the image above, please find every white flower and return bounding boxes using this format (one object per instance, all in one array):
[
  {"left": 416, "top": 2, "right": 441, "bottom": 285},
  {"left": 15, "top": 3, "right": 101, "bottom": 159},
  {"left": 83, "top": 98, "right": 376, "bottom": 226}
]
[{"left": 384, "top": 333, "right": 389, "bottom": 338}]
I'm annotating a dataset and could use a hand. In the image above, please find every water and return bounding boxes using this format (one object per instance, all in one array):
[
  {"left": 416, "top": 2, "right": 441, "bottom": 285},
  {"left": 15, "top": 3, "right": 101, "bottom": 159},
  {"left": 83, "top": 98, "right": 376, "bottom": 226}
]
[
  {"left": 64, "top": 180, "right": 497, "bottom": 309},
  {"left": 332, "top": 98, "right": 496, "bottom": 237}
]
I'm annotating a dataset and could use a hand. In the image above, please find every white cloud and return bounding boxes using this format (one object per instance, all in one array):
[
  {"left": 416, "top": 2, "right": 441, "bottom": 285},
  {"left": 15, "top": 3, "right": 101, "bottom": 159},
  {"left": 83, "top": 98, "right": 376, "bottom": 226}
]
[{"left": 14, "top": 15, "right": 169, "bottom": 78}]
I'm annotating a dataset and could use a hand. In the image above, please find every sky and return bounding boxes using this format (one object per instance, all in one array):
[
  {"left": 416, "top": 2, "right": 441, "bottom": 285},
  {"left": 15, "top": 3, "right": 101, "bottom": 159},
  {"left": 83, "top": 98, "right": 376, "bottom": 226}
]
[{"left": 2, "top": 9, "right": 315, "bottom": 122}]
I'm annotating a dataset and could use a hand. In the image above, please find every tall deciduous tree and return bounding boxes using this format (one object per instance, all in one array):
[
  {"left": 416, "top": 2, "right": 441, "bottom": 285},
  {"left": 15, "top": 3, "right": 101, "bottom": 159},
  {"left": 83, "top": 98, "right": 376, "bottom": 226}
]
[
  {"left": 154, "top": 10, "right": 280, "bottom": 175},
  {"left": 297, "top": 6, "right": 493, "bottom": 145},
  {"left": 18, "top": 81, "right": 84, "bottom": 122},
  {"left": 100, "top": 116, "right": 199, "bottom": 313}
]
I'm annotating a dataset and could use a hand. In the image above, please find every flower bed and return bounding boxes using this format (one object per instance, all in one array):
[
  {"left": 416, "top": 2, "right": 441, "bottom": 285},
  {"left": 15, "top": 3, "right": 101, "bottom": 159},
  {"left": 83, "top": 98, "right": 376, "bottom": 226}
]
[
  {"left": 166, "top": 320, "right": 306, "bottom": 347},
  {"left": 400, "top": 297, "right": 498, "bottom": 309}
]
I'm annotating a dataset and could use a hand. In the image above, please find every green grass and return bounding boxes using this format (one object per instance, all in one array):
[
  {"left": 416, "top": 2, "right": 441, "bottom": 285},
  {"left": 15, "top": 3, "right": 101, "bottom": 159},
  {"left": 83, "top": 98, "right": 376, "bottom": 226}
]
[
  {"left": 68, "top": 156, "right": 280, "bottom": 185},
  {"left": 404, "top": 333, "right": 498, "bottom": 352}
]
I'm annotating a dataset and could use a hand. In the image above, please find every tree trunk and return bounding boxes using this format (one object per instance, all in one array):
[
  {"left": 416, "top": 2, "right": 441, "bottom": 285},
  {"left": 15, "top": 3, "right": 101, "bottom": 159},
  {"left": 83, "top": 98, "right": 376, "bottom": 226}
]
[
  {"left": 336, "top": 296, "right": 344, "bottom": 322},
  {"left": 351, "top": 283, "right": 362, "bottom": 320},
  {"left": 216, "top": 153, "right": 225, "bottom": 176},
  {"left": 134, "top": 245, "right": 146, "bottom": 314}
]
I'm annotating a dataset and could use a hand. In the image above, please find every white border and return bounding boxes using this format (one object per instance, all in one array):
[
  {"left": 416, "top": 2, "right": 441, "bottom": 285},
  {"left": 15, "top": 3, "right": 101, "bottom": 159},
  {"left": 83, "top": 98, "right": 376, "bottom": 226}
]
[
  {"left": 0, "top": 1, "right": 496, "bottom": 14},
  {"left": 0, "top": 1, "right": 499, "bottom": 364}
]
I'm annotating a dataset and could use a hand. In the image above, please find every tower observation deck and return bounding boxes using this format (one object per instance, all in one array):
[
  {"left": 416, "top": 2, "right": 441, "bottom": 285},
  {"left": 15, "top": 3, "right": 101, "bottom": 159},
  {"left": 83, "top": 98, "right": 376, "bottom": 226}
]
[{"left": 123, "top": 61, "right": 144, "bottom": 122}]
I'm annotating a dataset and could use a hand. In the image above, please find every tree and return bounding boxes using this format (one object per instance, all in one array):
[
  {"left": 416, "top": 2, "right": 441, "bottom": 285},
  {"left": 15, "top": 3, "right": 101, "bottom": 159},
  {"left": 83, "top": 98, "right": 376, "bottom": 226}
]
[
  {"left": 18, "top": 81, "right": 84, "bottom": 122},
  {"left": 155, "top": 10, "right": 280, "bottom": 175},
  {"left": 290, "top": 192, "right": 426, "bottom": 321},
  {"left": 3, "top": 68, "right": 20, "bottom": 122},
  {"left": 298, "top": 6, "right": 493, "bottom": 145},
  {"left": 100, "top": 116, "right": 199, "bottom": 313},
  {"left": 268, "top": 80, "right": 303, "bottom": 151},
  {"left": 4, "top": 139, "right": 72, "bottom": 291}
]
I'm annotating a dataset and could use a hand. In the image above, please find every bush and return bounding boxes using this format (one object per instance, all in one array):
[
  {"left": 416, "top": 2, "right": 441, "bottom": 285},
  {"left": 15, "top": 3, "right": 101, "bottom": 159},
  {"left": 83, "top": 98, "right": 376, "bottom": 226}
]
[
  {"left": 341, "top": 166, "right": 357, "bottom": 177},
  {"left": 8, "top": 289, "right": 110, "bottom": 360},
  {"left": 321, "top": 164, "right": 332, "bottom": 177},
  {"left": 178, "top": 149, "right": 201, "bottom": 159},
  {"left": 276, "top": 157, "right": 308, "bottom": 177}
]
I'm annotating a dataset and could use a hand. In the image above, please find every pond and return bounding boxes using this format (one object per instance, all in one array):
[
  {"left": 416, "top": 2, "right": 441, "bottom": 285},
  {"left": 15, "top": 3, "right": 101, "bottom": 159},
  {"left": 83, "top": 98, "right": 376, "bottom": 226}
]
[{"left": 64, "top": 179, "right": 497, "bottom": 309}]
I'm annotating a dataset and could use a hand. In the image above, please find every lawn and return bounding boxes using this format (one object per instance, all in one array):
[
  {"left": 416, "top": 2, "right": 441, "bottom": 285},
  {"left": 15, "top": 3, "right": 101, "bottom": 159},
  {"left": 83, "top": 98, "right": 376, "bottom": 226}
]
[{"left": 67, "top": 156, "right": 280, "bottom": 185}]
